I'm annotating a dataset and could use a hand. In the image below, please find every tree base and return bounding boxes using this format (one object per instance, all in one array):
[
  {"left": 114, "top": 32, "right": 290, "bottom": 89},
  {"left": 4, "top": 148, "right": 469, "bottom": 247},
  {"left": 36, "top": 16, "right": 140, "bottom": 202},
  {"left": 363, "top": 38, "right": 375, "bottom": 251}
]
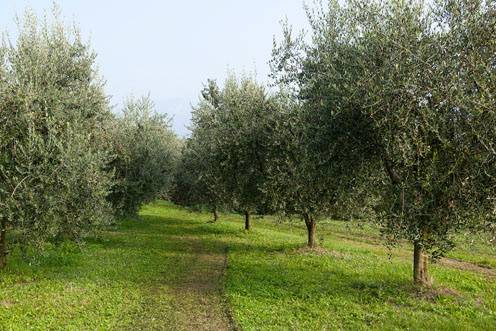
[{"left": 413, "top": 242, "right": 432, "bottom": 287}]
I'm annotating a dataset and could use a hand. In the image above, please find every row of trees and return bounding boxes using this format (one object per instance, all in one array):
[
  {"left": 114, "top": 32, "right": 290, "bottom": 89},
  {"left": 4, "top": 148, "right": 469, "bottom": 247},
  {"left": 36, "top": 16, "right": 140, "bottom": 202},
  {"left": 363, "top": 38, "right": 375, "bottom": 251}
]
[
  {"left": 0, "top": 10, "right": 180, "bottom": 268},
  {"left": 173, "top": 0, "right": 496, "bottom": 286}
]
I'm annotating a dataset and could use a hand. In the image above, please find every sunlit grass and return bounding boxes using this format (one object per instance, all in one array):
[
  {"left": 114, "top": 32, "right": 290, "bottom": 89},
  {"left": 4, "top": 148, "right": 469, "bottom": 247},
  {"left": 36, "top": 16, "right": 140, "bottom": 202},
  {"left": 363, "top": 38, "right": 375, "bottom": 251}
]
[{"left": 0, "top": 201, "right": 495, "bottom": 330}]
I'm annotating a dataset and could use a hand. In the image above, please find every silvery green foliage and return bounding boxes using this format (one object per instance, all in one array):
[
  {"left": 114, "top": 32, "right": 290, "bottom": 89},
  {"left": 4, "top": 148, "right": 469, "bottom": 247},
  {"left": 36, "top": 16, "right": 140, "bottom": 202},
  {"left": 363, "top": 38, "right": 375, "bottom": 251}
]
[
  {"left": 172, "top": 80, "right": 226, "bottom": 210},
  {"left": 262, "top": 94, "right": 331, "bottom": 220},
  {"left": 109, "top": 96, "right": 180, "bottom": 215},
  {"left": 0, "top": 9, "right": 114, "bottom": 253},
  {"left": 261, "top": 88, "right": 376, "bottom": 247},
  {"left": 276, "top": 0, "right": 496, "bottom": 257},
  {"left": 217, "top": 75, "right": 273, "bottom": 214},
  {"left": 269, "top": 11, "right": 380, "bottom": 225},
  {"left": 171, "top": 138, "right": 224, "bottom": 212},
  {"left": 187, "top": 75, "right": 273, "bottom": 216}
]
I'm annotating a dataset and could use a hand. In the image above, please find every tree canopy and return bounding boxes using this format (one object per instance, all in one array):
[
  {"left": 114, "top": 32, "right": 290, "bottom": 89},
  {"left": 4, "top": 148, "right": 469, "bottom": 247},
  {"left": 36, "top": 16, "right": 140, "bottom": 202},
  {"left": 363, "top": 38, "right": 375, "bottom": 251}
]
[
  {"left": 0, "top": 10, "right": 180, "bottom": 268},
  {"left": 270, "top": 0, "right": 496, "bottom": 284}
]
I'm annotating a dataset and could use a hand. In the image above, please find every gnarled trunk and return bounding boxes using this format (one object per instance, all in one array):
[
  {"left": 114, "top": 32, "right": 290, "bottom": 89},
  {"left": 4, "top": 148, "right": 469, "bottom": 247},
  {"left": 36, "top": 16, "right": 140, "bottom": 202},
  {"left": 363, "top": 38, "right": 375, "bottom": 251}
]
[
  {"left": 244, "top": 211, "right": 251, "bottom": 231},
  {"left": 303, "top": 214, "right": 317, "bottom": 248},
  {"left": 413, "top": 241, "right": 430, "bottom": 286},
  {"left": 0, "top": 217, "right": 7, "bottom": 269}
]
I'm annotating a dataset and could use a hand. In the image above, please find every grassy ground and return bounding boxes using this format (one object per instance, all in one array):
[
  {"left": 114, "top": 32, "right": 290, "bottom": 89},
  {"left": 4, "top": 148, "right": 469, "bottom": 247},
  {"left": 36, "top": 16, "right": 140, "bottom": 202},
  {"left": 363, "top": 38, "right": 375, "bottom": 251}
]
[
  {"left": 0, "top": 201, "right": 495, "bottom": 330},
  {"left": 0, "top": 202, "right": 233, "bottom": 330}
]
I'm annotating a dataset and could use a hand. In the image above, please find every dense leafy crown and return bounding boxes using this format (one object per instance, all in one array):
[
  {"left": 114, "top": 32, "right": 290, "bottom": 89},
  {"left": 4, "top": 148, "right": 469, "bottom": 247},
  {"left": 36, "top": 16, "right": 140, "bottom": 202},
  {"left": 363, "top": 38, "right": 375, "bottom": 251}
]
[
  {"left": 272, "top": 0, "right": 496, "bottom": 254},
  {"left": 0, "top": 9, "right": 113, "bottom": 246}
]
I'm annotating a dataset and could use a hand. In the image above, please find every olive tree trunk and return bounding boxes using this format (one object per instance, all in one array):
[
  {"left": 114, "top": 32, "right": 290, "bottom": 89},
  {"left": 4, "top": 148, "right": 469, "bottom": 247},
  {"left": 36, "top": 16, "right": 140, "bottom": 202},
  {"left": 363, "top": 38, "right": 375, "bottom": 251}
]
[
  {"left": 213, "top": 206, "right": 219, "bottom": 222},
  {"left": 0, "top": 217, "right": 7, "bottom": 269},
  {"left": 244, "top": 211, "right": 251, "bottom": 231},
  {"left": 413, "top": 241, "right": 430, "bottom": 286},
  {"left": 303, "top": 214, "right": 317, "bottom": 248}
]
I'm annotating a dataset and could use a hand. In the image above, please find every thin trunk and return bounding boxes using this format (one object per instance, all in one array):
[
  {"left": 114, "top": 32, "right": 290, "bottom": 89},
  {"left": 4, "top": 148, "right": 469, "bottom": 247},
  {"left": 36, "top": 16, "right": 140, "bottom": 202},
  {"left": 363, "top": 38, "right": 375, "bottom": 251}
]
[
  {"left": 244, "top": 211, "right": 251, "bottom": 231},
  {"left": 382, "top": 154, "right": 401, "bottom": 185},
  {"left": 413, "top": 241, "right": 430, "bottom": 286},
  {"left": 0, "top": 217, "right": 7, "bottom": 269},
  {"left": 213, "top": 206, "right": 219, "bottom": 222},
  {"left": 304, "top": 214, "right": 317, "bottom": 248}
]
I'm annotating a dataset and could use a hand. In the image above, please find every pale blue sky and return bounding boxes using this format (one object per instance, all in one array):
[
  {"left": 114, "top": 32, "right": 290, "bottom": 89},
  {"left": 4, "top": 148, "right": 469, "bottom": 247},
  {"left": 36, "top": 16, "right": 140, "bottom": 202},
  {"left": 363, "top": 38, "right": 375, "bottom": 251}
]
[{"left": 0, "top": 1, "right": 309, "bottom": 135}]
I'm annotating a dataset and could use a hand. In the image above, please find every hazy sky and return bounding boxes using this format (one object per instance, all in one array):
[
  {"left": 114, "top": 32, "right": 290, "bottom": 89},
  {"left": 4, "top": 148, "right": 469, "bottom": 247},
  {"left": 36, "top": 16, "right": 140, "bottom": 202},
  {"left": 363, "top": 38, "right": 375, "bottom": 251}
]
[{"left": 0, "top": 1, "right": 309, "bottom": 135}]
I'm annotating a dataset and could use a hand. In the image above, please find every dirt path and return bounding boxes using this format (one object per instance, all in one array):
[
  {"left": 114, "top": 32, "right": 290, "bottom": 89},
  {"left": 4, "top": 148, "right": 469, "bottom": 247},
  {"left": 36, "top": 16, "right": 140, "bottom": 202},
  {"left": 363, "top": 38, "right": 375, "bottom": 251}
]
[
  {"left": 167, "top": 236, "right": 236, "bottom": 331},
  {"left": 123, "top": 215, "right": 237, "bottom": 331}
]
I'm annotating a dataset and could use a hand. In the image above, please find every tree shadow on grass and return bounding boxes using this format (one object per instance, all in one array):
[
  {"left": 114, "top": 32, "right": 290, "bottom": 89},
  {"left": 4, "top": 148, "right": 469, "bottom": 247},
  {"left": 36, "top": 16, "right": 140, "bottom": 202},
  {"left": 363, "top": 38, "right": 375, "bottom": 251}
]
[
  {"left": 3, "top": 210, "right": 285, "bottom": 288},
  {"left": 224, "top": 252, "right": 419, "bottom": 310},
  {"left": 2, "top": 204, "right": 420, "bottom": 315}
]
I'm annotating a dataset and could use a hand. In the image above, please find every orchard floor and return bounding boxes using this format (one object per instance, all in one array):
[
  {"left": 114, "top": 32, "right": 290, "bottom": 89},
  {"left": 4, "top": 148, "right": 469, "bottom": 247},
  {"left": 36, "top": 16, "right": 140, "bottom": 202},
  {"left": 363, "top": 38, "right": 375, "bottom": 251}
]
[{"left": 0, "top": 201, "right": 495, "bottom": 330}]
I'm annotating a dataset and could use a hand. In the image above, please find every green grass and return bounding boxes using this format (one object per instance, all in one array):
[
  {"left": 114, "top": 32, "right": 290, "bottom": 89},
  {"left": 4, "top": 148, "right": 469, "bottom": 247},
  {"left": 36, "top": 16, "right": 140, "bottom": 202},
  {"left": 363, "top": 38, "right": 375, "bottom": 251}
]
[
  {"left": 0, "top": 201, "right": 495, "bottom": 330},
  {"left": 224, "top": 220, "right": 496, "bottom": 330},
  {"left": 0, "top": 203, "right": 204, "bottom": 330}
]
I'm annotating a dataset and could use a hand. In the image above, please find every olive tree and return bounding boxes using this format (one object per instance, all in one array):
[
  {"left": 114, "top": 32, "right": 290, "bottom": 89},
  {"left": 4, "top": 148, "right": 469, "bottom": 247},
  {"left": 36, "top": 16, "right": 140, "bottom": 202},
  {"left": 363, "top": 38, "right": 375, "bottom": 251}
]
[
  {"left": 218, "top": 75, "right": 274, "bottom": 229},
  {"left": 262, "top": 96, "right": 323, "bottom": 247},
  {"left": 171, "top": 137, "right": 225, "bottom": 221},
  {"left": 261, "top": 87, "right": 377, "bottom": 248},
  {"left": 108, "top": 96, "right": 180, "bottom": 215},
  {"left": 169, "top": 80, "right": 228, "bottom": 221},
  {"left": 269, "top": 23, "right": 378, "bottom": 248},
  {"left": 277, "top": 0, "right": 496, "bottom": 285},
  {"left": 186, "top": 76, "right": 273, "bottom": 229},
  {"left": 0, "top": 10, "right": 114, "bottom": 267}
]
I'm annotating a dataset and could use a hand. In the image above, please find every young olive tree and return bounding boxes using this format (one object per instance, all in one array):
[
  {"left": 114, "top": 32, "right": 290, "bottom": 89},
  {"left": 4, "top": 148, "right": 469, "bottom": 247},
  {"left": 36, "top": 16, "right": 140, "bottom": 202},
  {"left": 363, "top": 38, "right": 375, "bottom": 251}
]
[
  {"left": 0, "top": 10, "right": 114, "bottom": 267},
  {"left": 187, "top": 76, "right": 273, "bottom": 230},
  {"left": 278, "top": 0, "right": 496, "bottom": 285},
  {"left": 262, "top": 96, "right": 323, "bottom": 247},
  {"left": 170, "top": 80, "right": 228, "bottom": 221},
  {"left": 263, "top": 90, "right": 375, "bottom": 247},
  {"left": 171, "top": 138, "right": 225, "bottom": 221},
  {"left": 108, "top": 96, "right": 180, "bottom": 216},
  {"left": 269, "top": 24, "right": 378, "bottom": 248},
  {"left": 218, "top": 75, "right": 273, "bottom": 229}
]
